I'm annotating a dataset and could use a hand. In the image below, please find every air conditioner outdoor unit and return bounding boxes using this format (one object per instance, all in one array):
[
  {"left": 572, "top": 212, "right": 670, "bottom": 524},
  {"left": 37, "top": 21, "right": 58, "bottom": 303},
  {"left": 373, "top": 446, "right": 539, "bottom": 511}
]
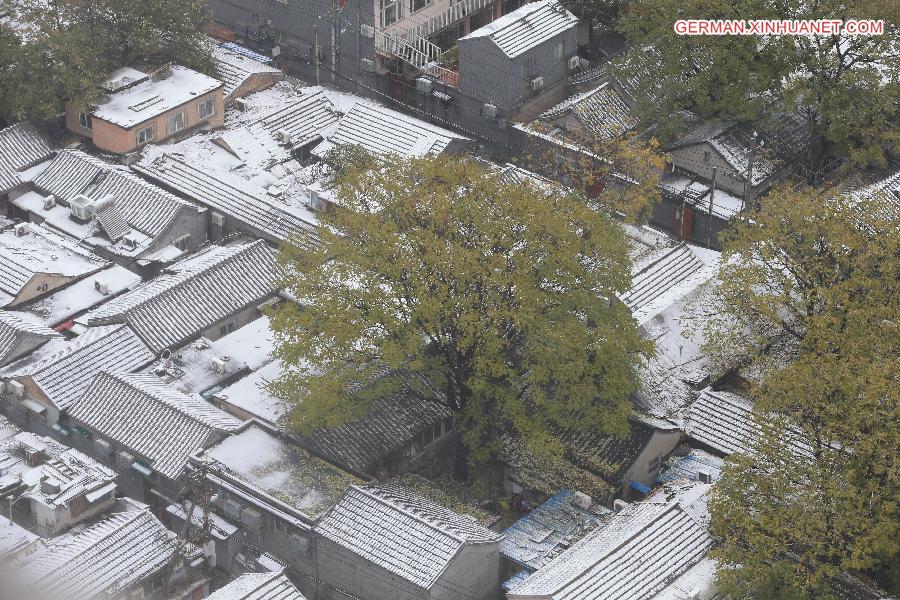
[
  {"left": 94, "top": 279, "right": 110, "bottom": 296},
  {"left": 360, "top": 23, "right": 375, "bottom": 38},
  {"left": 531, "top": 76, "right": 544, "bottom": 92},
  {"left": 8, "top": 381, "right": 24, "bottom": 398},
  {"left": 13, "top": 223, "right": 28, "bottom": 237},
  {"left": 567, "top": 55, "right": 580, "bottom": 70},
  {"left": 240, "top": 506, "right": 263, "bottom": 531},
  {"left": 697, "top": 469, "right": 713, "bottom": 484},
  {"left": 360, "top": 58, "right": 376, "bottom": 73},
  {"left": 572, "top": 491, "right": 592, "bottom": 510},
  {"left": 95, "top": 438, "right": 113, "bottom": 455},
  {"left": 613, "top": 498, "right": 628, "bottom": 513},
  {"left": 121, "top": 235, "right": 139, "bottom": 249},
  {"left": 432, "top": 90, "right": 452, "bottom": 103},
  {"left": 482, "top": 103, "right": 498, "bottom": 119},
  {"left": 210, "top": 358, "right": 227, "bottom": 374},
  {"left": 69, "top": 194, "right": 97, "bottom": 222},
  {"left": 43, "top": 195, "right": 56, "bottom": 210},
  {"left": 116, "top": 450, "right": 135, "bottom": 468},
  {"left": 223, "top": 499, "right": 242, "bottom": 520},
  {"left": 211, "top": 212, "right": 226, "bottom": 227},
  {"left": 416, "top": 77, "right": 433, "bottom": 93},
  {"left": 291, "top": 534, "right": 310, "bottom": 554},
  {"left": 234, "top": 98, "right": 249, "bottom": 112},
  {"left": 276, "top": 129, "right": 292, "bottom": 144}
]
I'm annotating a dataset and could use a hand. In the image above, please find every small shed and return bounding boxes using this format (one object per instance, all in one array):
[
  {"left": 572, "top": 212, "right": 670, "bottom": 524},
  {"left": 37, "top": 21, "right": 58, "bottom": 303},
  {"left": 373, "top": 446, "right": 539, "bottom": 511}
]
[{"left": 457, "top": 0, "right": 578, "bottom": 111}]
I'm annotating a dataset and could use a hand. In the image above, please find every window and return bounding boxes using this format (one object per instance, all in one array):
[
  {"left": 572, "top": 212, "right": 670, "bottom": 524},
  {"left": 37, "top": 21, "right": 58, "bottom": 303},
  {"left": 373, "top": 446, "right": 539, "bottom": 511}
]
[
  {"left": 381, "top": 0, "right": 400, "bottom": 24},
  {"left": 198, "top": 97, "right": 215, "bottom": 120},
  {"left": 137, "top": 125, "right": 155, "bottom": 145},
  {"left": 409, "top": 0, "right": 429, "bottom": 12},
  {"left": 273, "top": 515, "right": 290, "bottom": 533},
  {"left": 78, "top": 112, "right": 92, "bottom": 130},
  {"left": 173, "top": 234, "right": 190, "bottom": 252},
  {"left": 703, "top": 150, "right": 711, "bottom": 163},
  {"left": 167, "top": 111, "right": 186, "bottom": 134},
  {"left": 553, "top": 41, "right": 564, "bottom": 62},
  {"left": 219, "top": 321, "right": 236, "bottom": 336}
]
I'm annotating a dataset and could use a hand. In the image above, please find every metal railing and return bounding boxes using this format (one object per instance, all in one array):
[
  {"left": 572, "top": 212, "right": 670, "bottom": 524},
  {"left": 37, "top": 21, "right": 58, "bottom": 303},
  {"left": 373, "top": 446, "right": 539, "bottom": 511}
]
[
  {"left": 400, "top": 0, "right": 495, "bottom": 41},
  {"left": 375, "top": 29, "right": 443, "bottom": 68}
]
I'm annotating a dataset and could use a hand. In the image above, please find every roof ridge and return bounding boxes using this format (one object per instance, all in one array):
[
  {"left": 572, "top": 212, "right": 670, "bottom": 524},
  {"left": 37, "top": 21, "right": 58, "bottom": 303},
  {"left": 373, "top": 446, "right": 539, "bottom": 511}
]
[
  {"left": 11, "top": 325, "right": 123, "bottom": 376},
  {"left": 39, "top": 510, "right": 148, "bottom": 575},
  {"left": 351, "top": 485, "right": 469, "bottom": 544},
  {"left": 105, "top": 372, "right": 235, "bottom": 429}
]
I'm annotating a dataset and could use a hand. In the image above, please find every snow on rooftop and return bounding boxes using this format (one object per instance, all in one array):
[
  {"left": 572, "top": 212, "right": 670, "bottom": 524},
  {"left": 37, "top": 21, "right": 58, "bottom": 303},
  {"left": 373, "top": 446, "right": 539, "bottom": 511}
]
[
  {"left": 0, "top": 515, "right": 39, "bottom": 561},
  {"left": 92, "top": 66, "right": 222, "bottom": 128},
  {"left": 0, "top": 122, "right": 54, "bottom": 192},
  {"left": 205, "top": 570, "right": 307, "bottom": 600},
  {"left": 204, "top": 423, "right": 360, "bottom": 517},
  {"left": 0, "top": 310, "right": 60, "bottom": 366},
  {"left": 460, "top": 0, "right": 577, "bottom": 58},
  {"left": 214, "top": 358, "right": 291, "bottom": 426}
]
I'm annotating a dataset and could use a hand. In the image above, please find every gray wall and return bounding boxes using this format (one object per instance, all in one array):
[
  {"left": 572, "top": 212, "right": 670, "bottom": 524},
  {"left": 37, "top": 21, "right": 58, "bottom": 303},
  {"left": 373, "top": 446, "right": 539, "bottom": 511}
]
[
  {"left": 458, "top": 27, "right": 576, "bottom": 111},
  {"left": 315, "top": 536, "right": 428, "bottom": 600}
]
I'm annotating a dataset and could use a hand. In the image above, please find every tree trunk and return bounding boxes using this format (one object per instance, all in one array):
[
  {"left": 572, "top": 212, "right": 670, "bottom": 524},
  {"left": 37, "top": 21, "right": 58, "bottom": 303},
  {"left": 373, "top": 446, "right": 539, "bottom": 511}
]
[{"left": 453, "top": 440, "right": 469, "bottom": 481}]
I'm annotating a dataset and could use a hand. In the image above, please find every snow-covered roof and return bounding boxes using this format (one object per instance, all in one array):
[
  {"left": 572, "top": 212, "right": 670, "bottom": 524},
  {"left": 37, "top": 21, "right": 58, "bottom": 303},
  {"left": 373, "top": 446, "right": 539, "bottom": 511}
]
[
  {"left": 502, "top": 490, "right": 610, "bottom": 571},
  {"left": 0, "top": 414, "right": 20, "bottom": 445},
  {"left": 0, "top": 431, "right": 117, "bottom": 510},
  {"left": 214, "top": 44, "right": 281, "bottom": 100},
  {"left": 203, "top": 423, "right": 360, "bottom": 518},
  {"left": 683, "top": 388, "right": 756, "bottom": 456},
  {"left": 537, "top": 81, "right": 637, "bottom": 141},
  {"left": 33, "top": 149, "right": 199, "bottom": 237},
  {"left": 844, "top": 168, "right": 900, "bottom": 221},
  {"left": 134, "top": 154, "right": 317, "bottom": 245},
  {"left": 70, "top": 372, "right": 240, "bottom": 480},
  {"left": 656, "top": 449, "right": 724, "bottom": 484},
  {"left": 0, "top": 311, "right": 60, "bottom": 366},
  {"left": 0, "top": 122, "right": 54, "bottom": 192},
  {"left": 508, "top": 487, "right": 712, "bottom": 600},
  {"left": 206, "top": 570, "right": 307, "bottom": 600},
  {"left": 315, "top": 102, "right": 462, "bottom": 158},
  {"left": 91, "top": 65, "right": 223, "bottom": 128},
  {"left": 460, "top": 0, "right": 577, "bottom": 58},
  {"left": 15, "top": 509, "right": 177, "bottom": 600},
  {"left": 255, "top": 88, "right": 339, "bottom": 147},
  {"left": 83, "top": 241, "right": 280, "bottom": 353},
  {"left": 315, "top": 484, "right": 501, "bottom": 589},
  {"left": 213, "top": 359, "right": 291, "bottom": 425},
  {"left": 0, "top": 223, "right": 106, "bottom": 306},
  {"left": 0, "top": 515, "right": 39, "bottom": 561},
  {"left": 2, "top": 324, "right": 154, "bottom": 411}
]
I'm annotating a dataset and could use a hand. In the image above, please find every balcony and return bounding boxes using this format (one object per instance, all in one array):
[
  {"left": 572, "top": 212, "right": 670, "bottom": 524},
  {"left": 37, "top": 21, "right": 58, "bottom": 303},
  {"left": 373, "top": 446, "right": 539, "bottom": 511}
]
[{"left": 381, "top": 0, "right": 497, "bottom": 41}]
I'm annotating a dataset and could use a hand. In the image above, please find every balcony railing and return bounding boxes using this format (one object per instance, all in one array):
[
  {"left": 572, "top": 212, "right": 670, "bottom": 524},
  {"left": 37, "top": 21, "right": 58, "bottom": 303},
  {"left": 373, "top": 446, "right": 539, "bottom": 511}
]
[{"left": 401, "top": 0, "right": 495, "bottom": 41}]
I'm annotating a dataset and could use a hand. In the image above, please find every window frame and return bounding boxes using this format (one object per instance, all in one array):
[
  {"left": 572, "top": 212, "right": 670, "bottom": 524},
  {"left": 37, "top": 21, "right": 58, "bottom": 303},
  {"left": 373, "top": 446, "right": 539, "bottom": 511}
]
[
  {"left": 167, "top": 111, "right": 186, "bottom": 135},
  {"left": 198, "top": 97, "right": 215, "bottom": 120},
  {"left": 137, "top": 124, "right": 156, "bottom": 146},
  {"left": 409, "top": 0, "right": 429, "bottom": 13},
  {"left": 78, "top": 112, "right": 92, "bottom": 130}
]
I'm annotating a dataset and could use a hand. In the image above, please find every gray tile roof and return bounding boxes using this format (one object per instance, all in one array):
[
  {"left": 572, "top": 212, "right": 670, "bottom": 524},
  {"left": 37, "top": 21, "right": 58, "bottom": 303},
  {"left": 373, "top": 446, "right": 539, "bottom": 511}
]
[
  {"left": 0, "top": 310, "right": 60, "bottom": 366},
  {"left": 255, "top": 88, "right": 339, "bottom": 146},
  {"left": 133, "top": 155, "right": 317, "bottom": 245},
  {"left": 4, "top": 324, "right": 155, "bottom": 411},
  {"left": 0, "top": 122, "right": 53, "bottom": 192},
  {"left": 214, "top": 45, "right": 281, "bottom": 100},
  {"left": 508, "top": 495, "right": 712, "bottom": 600},
  {"left": 85, "top": 241, "right": 280, "bottom": 353},
  {"left": 461, "top": 0, "right": 577, "bottom": 58},
  {"left": 316, "top": 484, "right": 501, "bottom": 589},
  {"left": 539, "top": 82, "right": 637, "bottom": 141},
  {"left": 16, "top": 509, "right": 177, "bottom": 600},
  {"left": 206, "top": 571, "right": 308, "bottom": 600},
  {"left": 683, "top": 389, "right": 756, "bottom": 456},
  {"left": 32, "top": 150, "right": 198, "bottom": 237},
  {"left": 70, "top": 372, "right": 240, "bottom": 480},
  {"left": 620, "top": 242, "right": 709, "bottom": 324}
]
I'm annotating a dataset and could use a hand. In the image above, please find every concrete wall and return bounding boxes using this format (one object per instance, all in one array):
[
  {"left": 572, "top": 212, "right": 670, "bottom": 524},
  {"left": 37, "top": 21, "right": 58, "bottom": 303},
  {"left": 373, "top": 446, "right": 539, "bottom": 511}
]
[
  {"left": 622, "top": 428, "right": 682, "bottom": 489},
  {"left": 143, "top": 204, "right": 209, "bottom": 258},
  {"left": 431, "top": 542, "right": 501, "bottom": 600},
  {"left": 315, "top": 536, "right": 428, "bottom": 600},
  {"left": 227, "top": 71, "right": 284, "bottom": 104},
  {"left": 66, "top": 88, "right": 225, "bottom": 154},
  {"left": 458, "top": 26, "right": 576, "bottom": 111}
]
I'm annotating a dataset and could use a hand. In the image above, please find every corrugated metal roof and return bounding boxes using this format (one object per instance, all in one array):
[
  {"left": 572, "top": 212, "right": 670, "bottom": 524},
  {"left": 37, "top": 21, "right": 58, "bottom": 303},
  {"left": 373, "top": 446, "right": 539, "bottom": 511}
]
[
  {"left": 16, "top": 509, "right": 176, "bottom": 600},
  {"left": 206, "top": 571, "right": 308, "bottom": 600},
  {"left": 316, "top": 484, "right": 501, "bottom": 589},
  {"left": 0, "top": 311, "right": 60, "bottom": 366},
  {"left": 0, "top": 122, "right": 53, "bottom": 192},
  {"left": 32, "top": 150, "right": 196, "bottom": 237},
  {"left": 461, "top": 0, "right": 577, "bottom": 58},
  {"left": 4, "top": 324, "right": 155, "bottom": 411},
  {"left": 508, "top": 498, "right": 712, "bottom": 600},
  {"left": 85, "top": 241, "right": 279, "bottom": 353},
  {"left": 133, "top": 155, "right": 317, "bottom": 245},
  {"left": 71, "top": 372, "right": 239, "bottom": 479}
]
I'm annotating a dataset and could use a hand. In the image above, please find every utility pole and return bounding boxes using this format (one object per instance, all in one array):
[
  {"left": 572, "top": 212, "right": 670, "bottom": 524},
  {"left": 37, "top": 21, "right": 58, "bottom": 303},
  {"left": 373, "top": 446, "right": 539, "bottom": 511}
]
[
  {"left": 707, "top": 167, "right": 717, "bottom": 248},
  {"left": 314, "top": 25, "right": 320, "bottom": 85}
]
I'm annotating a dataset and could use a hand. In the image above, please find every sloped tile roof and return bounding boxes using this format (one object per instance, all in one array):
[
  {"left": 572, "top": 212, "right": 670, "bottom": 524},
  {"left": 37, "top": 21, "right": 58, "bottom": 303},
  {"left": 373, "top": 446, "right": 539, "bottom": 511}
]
[
  {"left": 206, "top": 571, "right": 307, "bottom": 600},
  {"left": 70, "top": 372, "right": 240, "bottom": 479},
  {"left": 460, "top": 0, "right": 577, "bottom": 58},
  {"left": 214, "top": 45, "right": 281, "bottom": 100},
  {"left": 683, "top": 389, "right": 756, "bottom": 456},
  {"left": 16, "top": 509, "right": 176, "bottom": 600},
  {"left": 255, "top": 88, "right": 338, "bottom": 146},
  {"left": 0, "top": 311, "right": 60, "bottom": 366},
  {"left": 4, "top": 324, "right": 154, "bottom": 411},
  {"left": 95, "top": 203, "right": 131, "bottom": 242},
  {"left": 85, "top": 241, "right": 279, "bottom": 353},
  {"left": 539, "top": 82, "right": 637, "bottom": 141},
  {"left": 316, "top": 484, "right": 501, "bottom": 589},
  {"left": 620, "top": 243, "right": 710, "bottom": 324},
  {"left": 508, "top": 498, "right": 712, "bottom": 600},
  {"left": 133, "top": 155, "right": 317, "bottom": 245},
  {"left": 0, "top": 122, "right": 53, "bottom": 192},
  {"left": 32, "top": 150, "right": 197, "bottom": 237}
]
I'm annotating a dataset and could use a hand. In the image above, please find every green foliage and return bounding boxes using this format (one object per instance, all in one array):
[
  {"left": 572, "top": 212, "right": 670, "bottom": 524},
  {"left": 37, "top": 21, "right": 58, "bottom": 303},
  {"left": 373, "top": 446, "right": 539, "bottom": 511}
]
[
  {"left": 271, "top": 152, "right": 651, "bottom": 469},
  {"left": 706, "top": 185, "right": 899, "bottom": 598},
  {"left": 614, "top": 0, "right": 900, "bottom": 167},
  {"left": 0, "top": 0, "right": 213, "bottom": 123}
]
